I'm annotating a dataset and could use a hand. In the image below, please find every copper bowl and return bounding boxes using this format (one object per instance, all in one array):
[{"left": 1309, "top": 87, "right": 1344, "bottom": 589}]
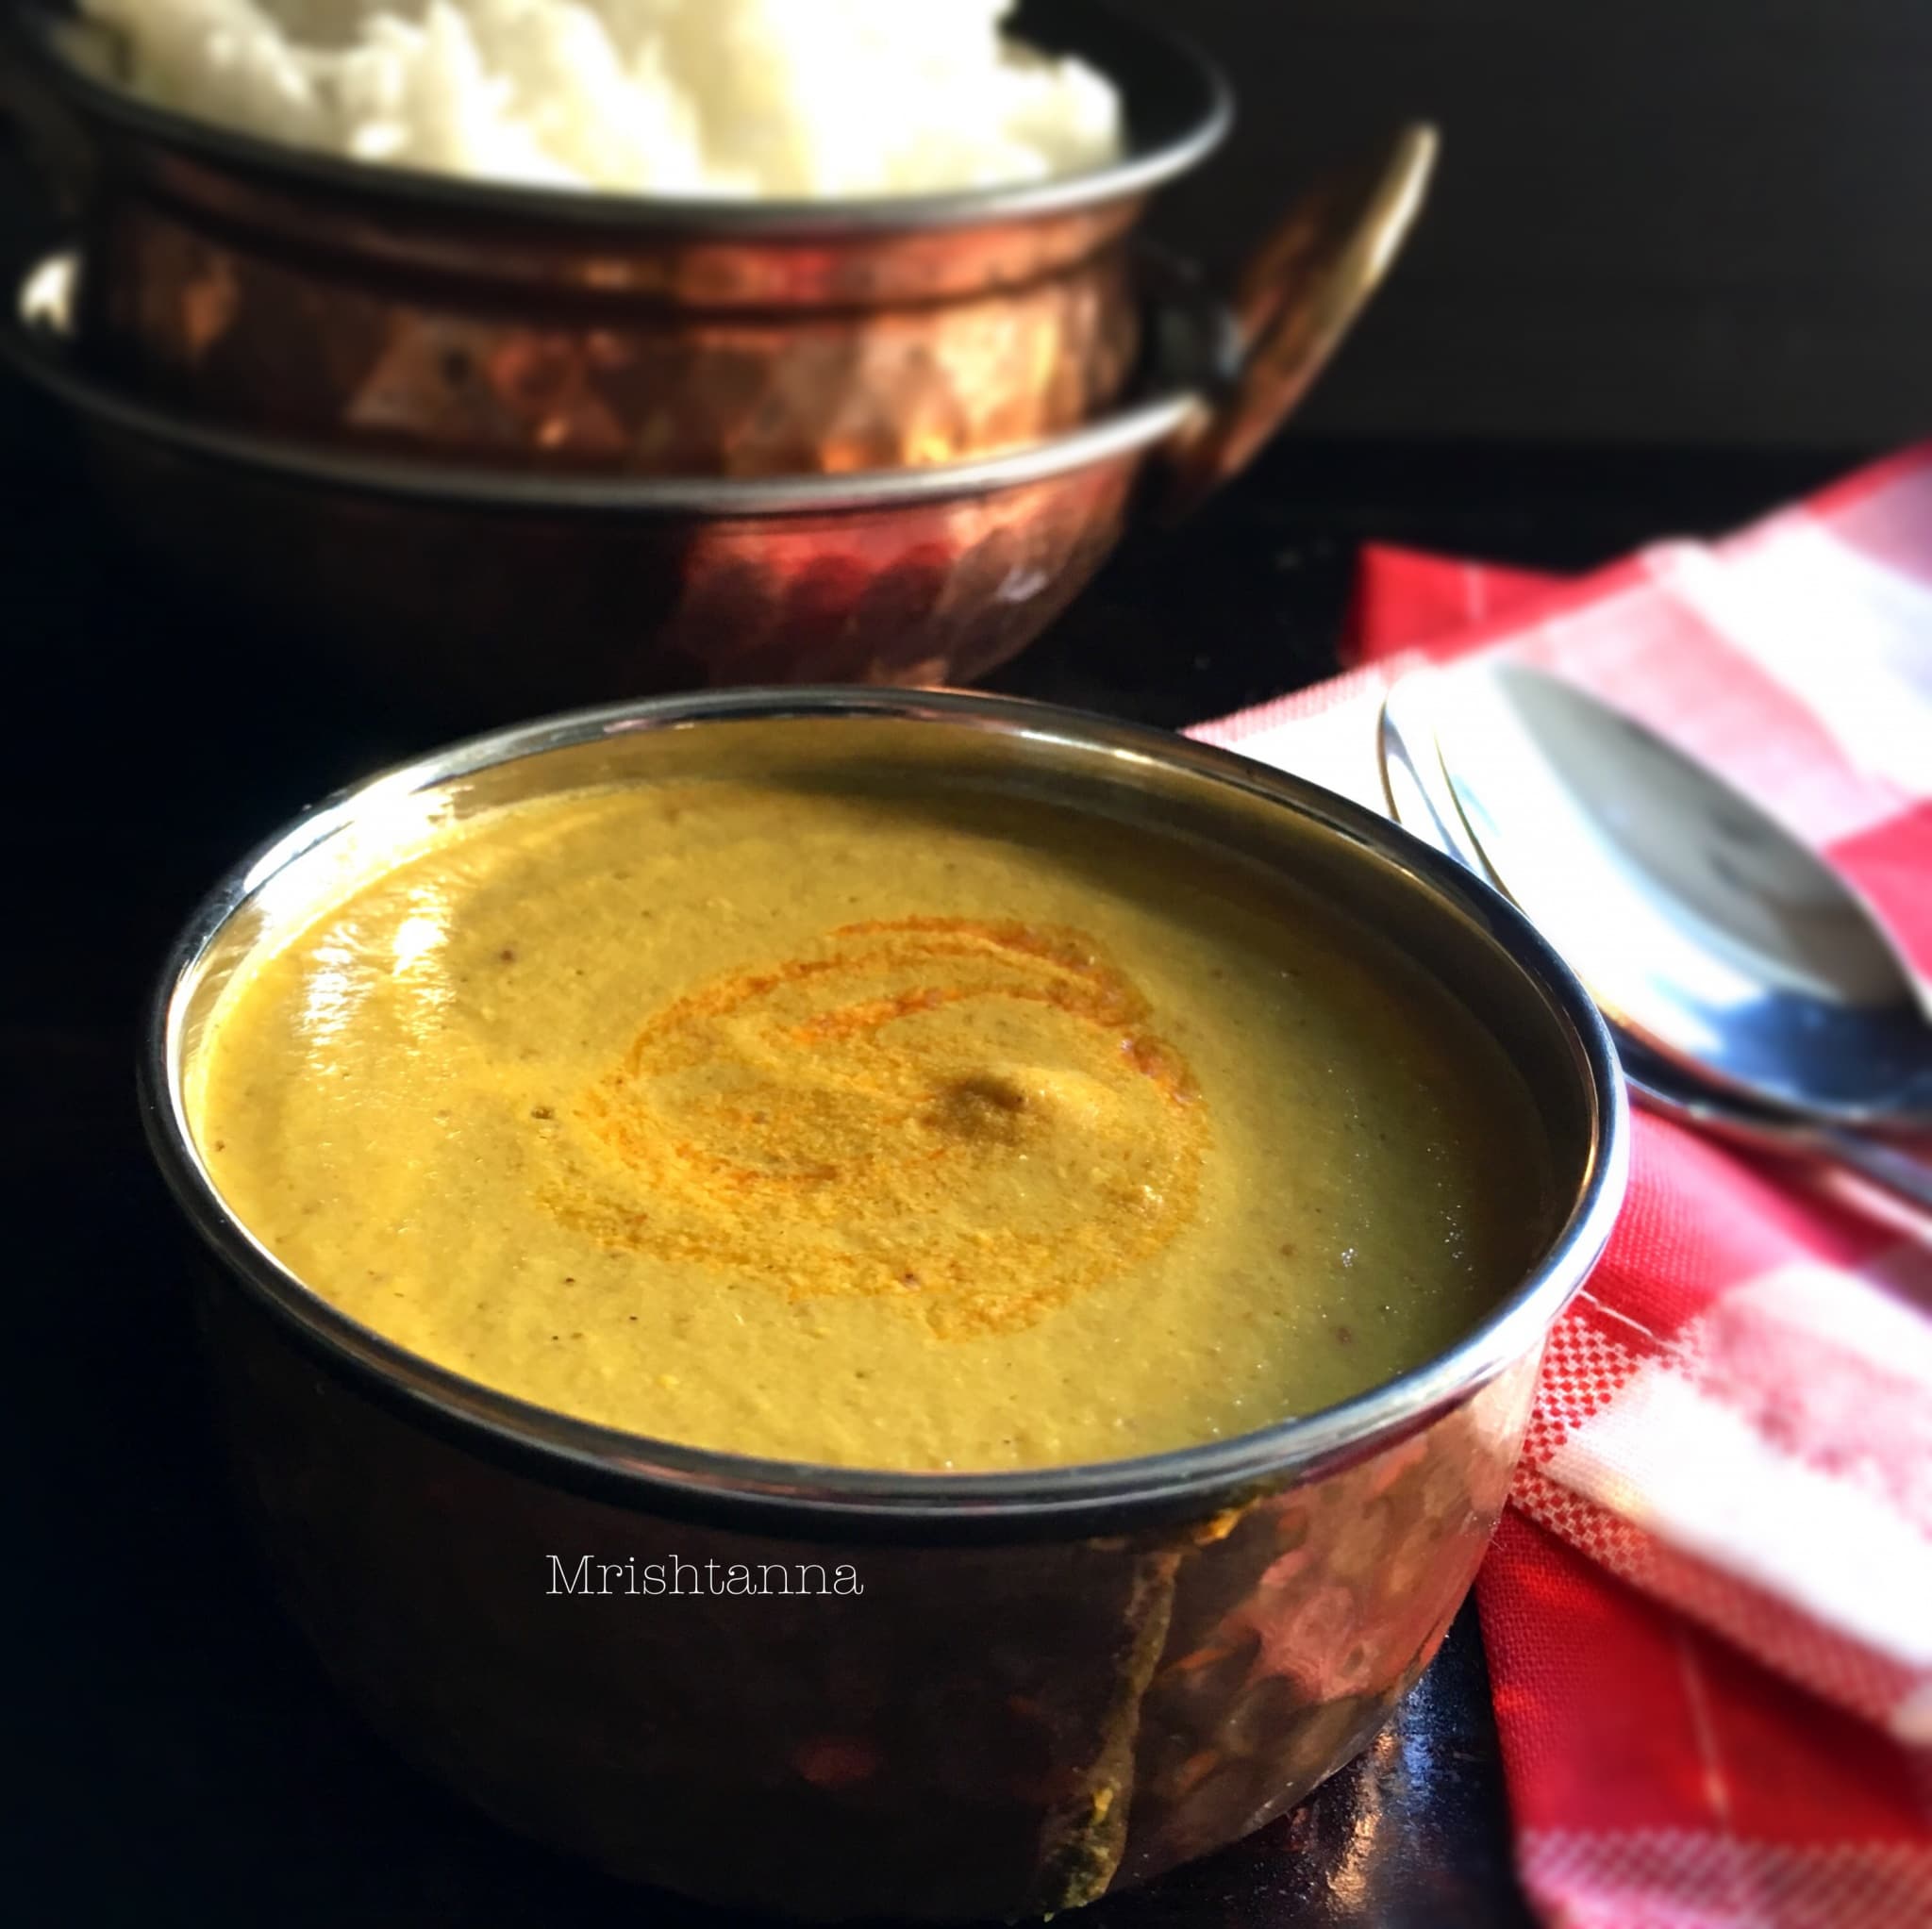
[
  {"left": 8, "top": 0, "right": 1230, "bottom": 475},
  {"left": 142, "top": 689, "right": 1629, "bottom": 1922},
  {"left": 2, "top": 126, "right": 1434, "bottom": 719}
]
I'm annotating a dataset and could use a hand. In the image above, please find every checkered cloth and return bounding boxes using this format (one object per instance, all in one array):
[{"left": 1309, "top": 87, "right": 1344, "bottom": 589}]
[{"left": 1191, "top": 444, "right": 1932, "bottom": 1928}]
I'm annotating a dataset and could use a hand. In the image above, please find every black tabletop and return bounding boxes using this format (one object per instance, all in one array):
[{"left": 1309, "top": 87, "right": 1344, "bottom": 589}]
[{"left": 3, "top": 355, "right": 1850, "bottom": 1925}]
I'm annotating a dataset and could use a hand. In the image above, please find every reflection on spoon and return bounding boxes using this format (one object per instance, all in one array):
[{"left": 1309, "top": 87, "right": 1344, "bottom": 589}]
[
  {"left": 1431, "top": 662, "right": 1932, "bottom": 1126},
  {"left": 1378, "top": 671, "right": 1932, "bottom": 1222}
]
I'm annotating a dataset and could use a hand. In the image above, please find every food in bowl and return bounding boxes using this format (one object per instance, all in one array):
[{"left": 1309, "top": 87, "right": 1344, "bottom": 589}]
[
  {"left": 149, "top": 696, "right": 1624, "bottom": 1920},
  {"left": 187, "top": 749, "right": 1554, "bottom": 1471},
  {"left": 77, "top": 0, "right": 1124, "bottom": 196}
]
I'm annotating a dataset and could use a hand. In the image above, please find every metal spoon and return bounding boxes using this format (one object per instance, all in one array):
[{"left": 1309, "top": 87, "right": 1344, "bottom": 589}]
[
  {"left": 1380, "top": 669, "right": 1932, "bottom": 1217},
  {"left": 1433, "top": 660, "right": 1932, "bottom": 1122}
]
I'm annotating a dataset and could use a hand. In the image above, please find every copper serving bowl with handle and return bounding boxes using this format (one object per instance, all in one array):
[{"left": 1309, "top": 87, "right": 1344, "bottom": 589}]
[
  {"left": 142, "top": 688, "right": 1628, "bottom": 1922},
  {"left": 7, "top": 0, "right": 1224, "bottom": 474},
  {"left": 2, "top": 119, "right": 1436, "bottom": 719}
]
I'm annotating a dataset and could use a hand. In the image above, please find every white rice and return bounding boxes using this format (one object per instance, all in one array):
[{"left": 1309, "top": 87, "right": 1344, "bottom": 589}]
[{"left": 79, "top": 0, "right": 1124, "bottom": 198}]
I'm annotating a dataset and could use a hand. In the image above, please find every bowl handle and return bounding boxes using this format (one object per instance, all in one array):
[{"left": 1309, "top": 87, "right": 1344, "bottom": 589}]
[{"left": 1157, "top": 123, "right": 1439, "bottom": 523}]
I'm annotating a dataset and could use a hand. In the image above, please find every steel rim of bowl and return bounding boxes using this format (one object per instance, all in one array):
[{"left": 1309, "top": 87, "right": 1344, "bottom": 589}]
[
  {"left": 142, "top": 688, "right": 1630, "bottom": 1538},
  {"left": 3, "top": 246, "right": 1207, "bottom": 514},
  {"left": 14, "top": 0, "right": 1233, "bottom": 235}
]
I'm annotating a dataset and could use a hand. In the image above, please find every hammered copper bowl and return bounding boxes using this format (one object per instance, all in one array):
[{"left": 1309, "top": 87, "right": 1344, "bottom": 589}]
[
  {"left": 142, "top": 690, "right": 1628, "bottom": 1923},
  {"left": 2, "top": 120, "right": 1434, "bottom": 718},
  {"left": 9, "top": 0, "right": 1226, "bottom": 474},
  {"left": 4, "top": 251, "right": 1197, "bottom": 709}
]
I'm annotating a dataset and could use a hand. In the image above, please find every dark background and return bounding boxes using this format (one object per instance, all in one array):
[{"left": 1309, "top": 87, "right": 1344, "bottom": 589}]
[{"left": 1124, "top": 0, "right": 1932, "bottom": 451}]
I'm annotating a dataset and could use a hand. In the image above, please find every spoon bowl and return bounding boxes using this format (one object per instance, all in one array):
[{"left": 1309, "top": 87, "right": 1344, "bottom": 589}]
[
  {"left": 1430, "top": 661, "right": 1932, "bottom": 1126},
  {"left": 1380, "top": 668, "right": 1932, "bottom": 1220}
]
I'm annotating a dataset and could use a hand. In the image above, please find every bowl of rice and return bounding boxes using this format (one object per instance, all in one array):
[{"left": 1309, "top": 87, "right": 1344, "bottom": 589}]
[
  {"left": 1, "top": 4, "right": 1437, "bottom": 709},
  {"left": 8, "top": 0, "right": 1232, "bottom": 475}
]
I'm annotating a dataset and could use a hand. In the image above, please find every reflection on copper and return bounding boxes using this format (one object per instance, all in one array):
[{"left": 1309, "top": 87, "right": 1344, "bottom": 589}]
[
  {"left": 89, "top": 431, "right": 1140, "bottom": 715},
  {"left": 85, "top": 175, "right": 1141, "bottom": 477},
  {"left": 1108, "top": 1355, "right": 1539, "bottom": 1891}
]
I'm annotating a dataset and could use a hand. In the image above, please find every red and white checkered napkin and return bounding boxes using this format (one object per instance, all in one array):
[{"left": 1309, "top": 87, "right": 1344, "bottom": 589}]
[{"left": 1191, "top": 444, "right": 1932, "bottom": 1927}]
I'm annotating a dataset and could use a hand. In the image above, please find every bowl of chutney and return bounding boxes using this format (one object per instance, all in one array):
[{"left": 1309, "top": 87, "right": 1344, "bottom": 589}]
[{"left": 142, "top": 686, "right": 1626, "bottom": 1920}]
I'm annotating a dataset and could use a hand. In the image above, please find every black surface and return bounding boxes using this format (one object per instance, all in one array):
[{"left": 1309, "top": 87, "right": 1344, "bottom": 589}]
[{"left": 3, "top": 358, "right": 1852, "bottom": 1925}]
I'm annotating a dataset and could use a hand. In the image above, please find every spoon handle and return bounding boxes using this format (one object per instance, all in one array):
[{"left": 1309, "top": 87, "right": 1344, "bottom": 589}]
[
  {"left": 1810, "top": 1124, "right": 1932, "bottom": 1219},
  {"left": 1630, "top": 1075, "right": 1932, "bottom": 1224}
]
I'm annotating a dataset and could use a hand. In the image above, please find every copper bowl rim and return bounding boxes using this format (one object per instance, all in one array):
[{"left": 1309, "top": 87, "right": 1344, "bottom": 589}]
[
  {"left": 14, "top": 0, "right": 1232, "bottom": 236},
  {"left": 5, "top": 244, "right": 1214, "bottom": 515},
  {"left": 140, "top": 689, "right": 1630, "bottom": 1541}
]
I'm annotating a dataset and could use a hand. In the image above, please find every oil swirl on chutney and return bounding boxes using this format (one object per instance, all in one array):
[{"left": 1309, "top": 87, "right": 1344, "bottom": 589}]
[{"left": 551, "top": 918, "right": 1208, "bottom": 1339}]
